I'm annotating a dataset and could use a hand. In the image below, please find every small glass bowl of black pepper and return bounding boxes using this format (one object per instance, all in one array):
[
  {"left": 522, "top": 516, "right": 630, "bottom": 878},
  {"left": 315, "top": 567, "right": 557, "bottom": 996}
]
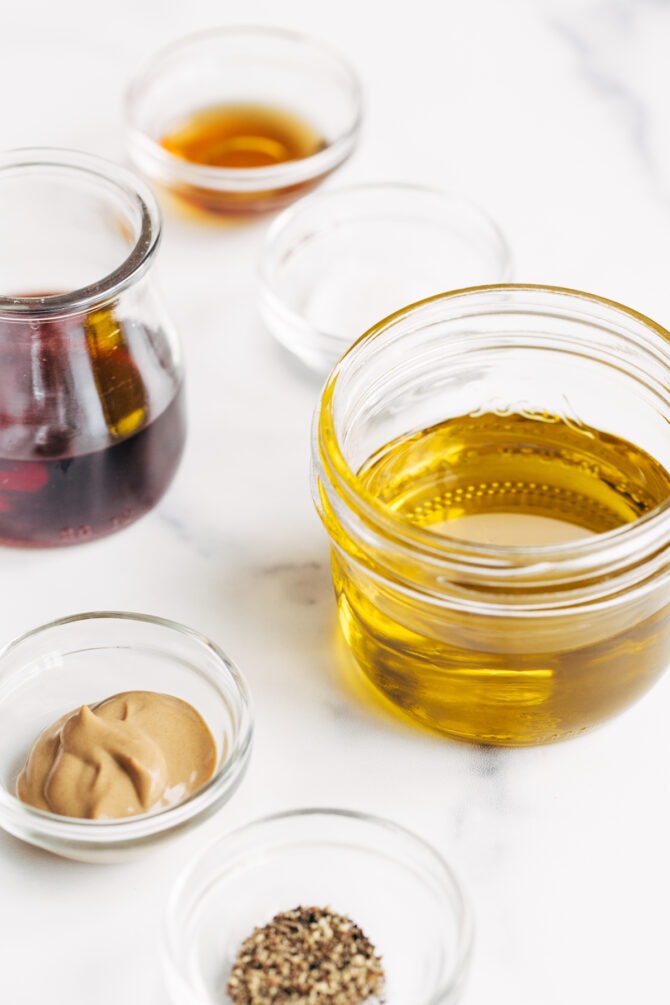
[
  {"left": 0, "top": 611, "right": 253, "bottom": 863},
  {"left": 162, "top": 807, "right": 473, "bottom": 1005},
  {"left": 125, "top": 26, "right": 363, "bottom": 218}
]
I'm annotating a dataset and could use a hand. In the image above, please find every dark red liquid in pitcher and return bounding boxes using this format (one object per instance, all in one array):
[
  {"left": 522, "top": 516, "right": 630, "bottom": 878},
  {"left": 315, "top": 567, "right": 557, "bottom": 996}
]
[{"left": 0, "top": 309, "right": 186, "bottom": 547}]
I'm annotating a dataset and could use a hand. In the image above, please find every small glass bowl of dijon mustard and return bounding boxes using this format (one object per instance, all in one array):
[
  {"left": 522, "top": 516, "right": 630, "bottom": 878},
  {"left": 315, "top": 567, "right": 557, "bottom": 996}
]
[
  {"left": 125, "top": 26, "right": 363, "bottom": 218},
  {"left": 311, "top": 284, "right": 670, "bottom": 746},
  {"left": 0, "top": 612, "right": 253, "bottom": 862}
]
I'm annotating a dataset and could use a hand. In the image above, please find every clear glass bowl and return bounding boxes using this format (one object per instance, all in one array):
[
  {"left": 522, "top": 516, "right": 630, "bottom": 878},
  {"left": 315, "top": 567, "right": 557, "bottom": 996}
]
[
  {"left": 162, "top": 807, "right": 473, "bottom": 1005},
  {"left": 0, "top": 612, "right": 253, "bottom": 862},
  {"left": 260, "top": 182, "right": 512, "bottom": 374},
  {"left": 125, "top": 26, "right": 363, "bottom": 217}
]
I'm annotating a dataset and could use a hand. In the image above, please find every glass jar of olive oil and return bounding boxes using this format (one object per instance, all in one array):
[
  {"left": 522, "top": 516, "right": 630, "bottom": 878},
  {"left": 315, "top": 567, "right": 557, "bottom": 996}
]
[{"left": 311, "top": 285, "right": 670, "bottom": 745}]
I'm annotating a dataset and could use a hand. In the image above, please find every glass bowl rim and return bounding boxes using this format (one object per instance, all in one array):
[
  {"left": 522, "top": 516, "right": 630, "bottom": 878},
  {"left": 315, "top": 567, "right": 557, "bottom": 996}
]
[
  {"left": 163, "top": 805, "right": 474, "bottom": 1005},
  {"left": 0, "top": 610, "right": 254, "bottom": 848}
]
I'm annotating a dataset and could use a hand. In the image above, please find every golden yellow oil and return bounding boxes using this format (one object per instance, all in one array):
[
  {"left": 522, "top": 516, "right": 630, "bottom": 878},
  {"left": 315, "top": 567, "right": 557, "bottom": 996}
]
[
  {"left": 159, "top": 102, "right": 327, "bottom": 216},
  {"left": 333, "top": 412, "right": 670, "bottom": 744}
]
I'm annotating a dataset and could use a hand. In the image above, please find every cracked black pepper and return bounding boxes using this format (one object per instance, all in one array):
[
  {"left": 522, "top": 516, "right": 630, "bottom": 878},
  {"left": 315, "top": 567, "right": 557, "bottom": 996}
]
[{"left": 226, "top": 905, "right": 386, "bottom": 1004}]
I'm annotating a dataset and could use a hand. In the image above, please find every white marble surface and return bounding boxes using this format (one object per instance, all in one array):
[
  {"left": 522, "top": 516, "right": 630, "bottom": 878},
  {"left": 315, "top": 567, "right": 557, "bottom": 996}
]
[{"left": 2, "top": 0, "right": 670, "bottom": 1002}]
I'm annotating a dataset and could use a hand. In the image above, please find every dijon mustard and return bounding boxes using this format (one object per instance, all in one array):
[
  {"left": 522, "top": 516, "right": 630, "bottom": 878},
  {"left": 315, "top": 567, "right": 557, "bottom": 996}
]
[{"left": 17, "top": 690, "right": 216, "bottom": 819}]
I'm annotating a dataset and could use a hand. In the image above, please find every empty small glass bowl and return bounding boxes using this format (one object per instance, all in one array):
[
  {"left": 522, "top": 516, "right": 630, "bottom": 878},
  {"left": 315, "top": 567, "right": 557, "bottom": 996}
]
[
  {"left": 0, "top": 612, "right": 253, "bottom": 862},
  {"left": 125, "top": 26, "right": 363, "bottom": 217},
  {"left": 162, "top": 807, "right": 473, "bottom": 1005},
  {"left": 260, "top": 182, "right": 512, "bottom": 373}
]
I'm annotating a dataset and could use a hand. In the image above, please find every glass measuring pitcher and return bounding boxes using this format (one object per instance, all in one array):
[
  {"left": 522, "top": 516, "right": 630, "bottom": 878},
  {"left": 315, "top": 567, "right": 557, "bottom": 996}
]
[{"left": 0, "top": 148, "right": 185, "bottom": 547}]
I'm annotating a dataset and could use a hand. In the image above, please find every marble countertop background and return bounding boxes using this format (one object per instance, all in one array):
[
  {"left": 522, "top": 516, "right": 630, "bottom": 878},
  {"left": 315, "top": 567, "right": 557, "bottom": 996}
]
[{"left": 2, "top": 0, "right": 670, "bottom": 1002}]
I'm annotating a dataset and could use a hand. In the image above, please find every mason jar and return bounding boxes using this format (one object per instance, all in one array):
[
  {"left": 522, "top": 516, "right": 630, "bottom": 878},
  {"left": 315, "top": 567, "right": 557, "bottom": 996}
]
[
  {"left": 311, "top": 285, "right": 670, "bottom": 745},
  {"left": 0, "top": 148, "right": 185, "bottom": 546}
]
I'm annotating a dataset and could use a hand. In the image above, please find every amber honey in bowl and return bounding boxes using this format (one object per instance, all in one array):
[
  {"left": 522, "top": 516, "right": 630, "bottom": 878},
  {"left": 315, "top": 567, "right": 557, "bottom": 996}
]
[
  {"left": 159, "top": 102, "right": 326, "bottom": 171},
  {"left": 312, "top": 286, "right": 670, "bottom": 746},
  {"left": 155, "top": 101, "right": 328, "bottom": 215},
  {"left": 0, "top": 149, "right": 185, "bottom": 547}
]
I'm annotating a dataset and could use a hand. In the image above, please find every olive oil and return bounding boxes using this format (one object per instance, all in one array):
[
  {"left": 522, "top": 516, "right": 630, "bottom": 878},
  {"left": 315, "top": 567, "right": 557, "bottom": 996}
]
[
  {"left": 159, "top": 102, "right": 327, "bottom": 215},
  {"left": 360, "top": 412, "right": 670, "bottom": 538},
  {"left": 332, "top": 412, "right": 670, "bottom": 744}
]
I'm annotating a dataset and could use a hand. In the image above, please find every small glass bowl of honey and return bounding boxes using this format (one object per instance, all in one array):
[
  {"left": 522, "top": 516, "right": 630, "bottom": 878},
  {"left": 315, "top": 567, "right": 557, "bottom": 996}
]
[
  {"left": 311, "top": 285, "right": 670, "bottom": 746},
  {"left": 125, "top": 26, "right": 363, "bottom": 218}
]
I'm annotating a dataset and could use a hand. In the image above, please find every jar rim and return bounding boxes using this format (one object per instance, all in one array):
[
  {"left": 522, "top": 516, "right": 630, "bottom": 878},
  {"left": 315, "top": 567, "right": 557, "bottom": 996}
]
[
  {"left": 313, "top": 283, "right": 670, "bottom": 587},
  {"left": 0, "top": 147, "right": 162, "bottom": 317}
]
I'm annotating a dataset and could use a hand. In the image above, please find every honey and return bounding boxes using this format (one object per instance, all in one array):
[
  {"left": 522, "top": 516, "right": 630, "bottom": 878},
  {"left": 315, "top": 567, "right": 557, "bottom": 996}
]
[
  {"left": 158, "top": 102, "right": 328, "bottom": 215},
  {"left": 329, "top": 412, "right": 670, "bottom": 745},
  {"left": 160, "top": 102, "right": 326, "bottom": 169}
]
